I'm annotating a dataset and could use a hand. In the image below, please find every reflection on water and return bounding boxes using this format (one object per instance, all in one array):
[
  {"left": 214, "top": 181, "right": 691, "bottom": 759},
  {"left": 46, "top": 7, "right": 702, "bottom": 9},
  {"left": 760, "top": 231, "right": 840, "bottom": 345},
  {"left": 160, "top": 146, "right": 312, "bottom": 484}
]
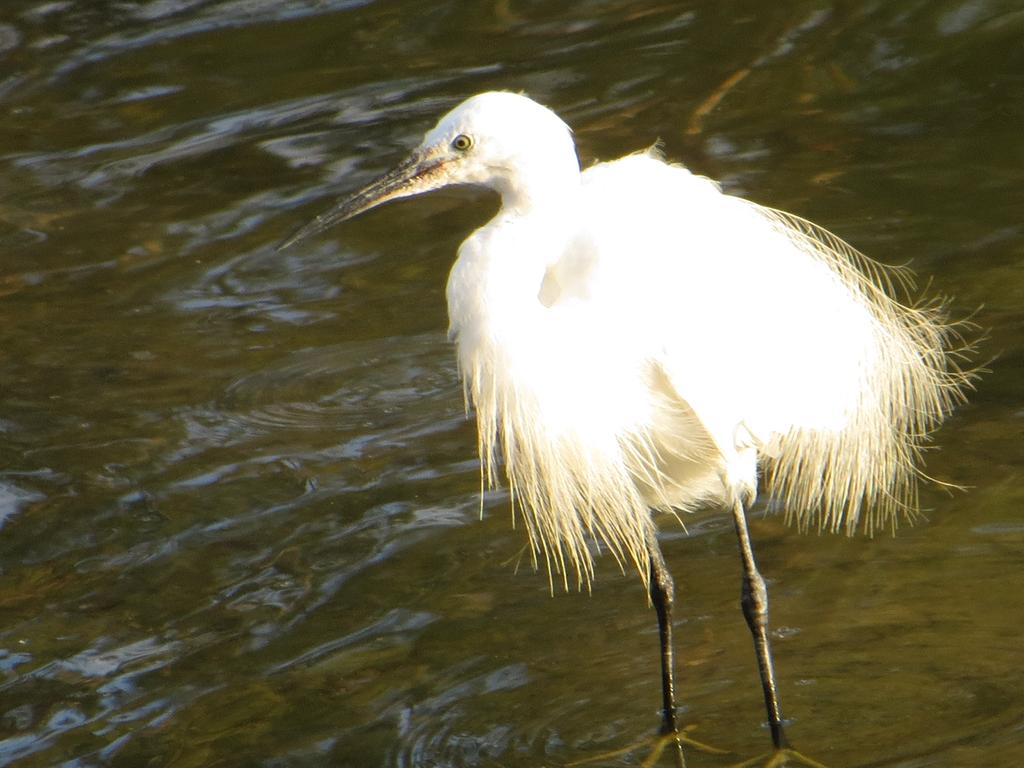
[{"left": 1, "top": 1, "right": 1022, "bottom": 766}]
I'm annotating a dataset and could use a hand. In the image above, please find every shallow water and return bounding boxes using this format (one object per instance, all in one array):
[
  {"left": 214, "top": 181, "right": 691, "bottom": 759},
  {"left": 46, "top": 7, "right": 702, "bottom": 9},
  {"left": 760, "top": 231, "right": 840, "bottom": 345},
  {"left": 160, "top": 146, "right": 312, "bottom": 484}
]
[{"left": 1, "top": 1, "right": 1022, "bottom": 766}]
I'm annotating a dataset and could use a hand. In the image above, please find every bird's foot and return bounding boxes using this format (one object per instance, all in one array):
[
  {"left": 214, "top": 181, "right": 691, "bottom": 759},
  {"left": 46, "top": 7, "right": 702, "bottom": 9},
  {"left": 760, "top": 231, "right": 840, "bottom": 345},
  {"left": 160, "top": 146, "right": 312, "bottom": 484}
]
[
  {"left": 727, "top": 747, "right": 829, "bottom": 768},
  {"left": 567, "top": 725, "right": 729, "bottom": 768}
]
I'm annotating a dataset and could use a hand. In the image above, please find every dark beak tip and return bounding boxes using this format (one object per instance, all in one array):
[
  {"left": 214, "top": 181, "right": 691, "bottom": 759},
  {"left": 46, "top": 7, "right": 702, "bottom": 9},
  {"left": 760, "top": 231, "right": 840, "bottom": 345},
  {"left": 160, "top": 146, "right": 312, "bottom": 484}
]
[
  {"left": 275, "top": 150, "right": 432, "bottom": 253},
  {"left": 276, "top": 217, "right": 331, "bottom": 252},
  {"left": 275, "top": 231, "right": 303, "bottom": 252}
]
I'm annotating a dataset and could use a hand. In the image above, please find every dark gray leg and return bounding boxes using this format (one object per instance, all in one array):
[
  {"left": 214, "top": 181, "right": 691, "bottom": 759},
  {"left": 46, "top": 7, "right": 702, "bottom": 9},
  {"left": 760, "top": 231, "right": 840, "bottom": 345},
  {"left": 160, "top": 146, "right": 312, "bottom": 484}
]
[
  {"left": 730, "top": 498, "right": 789, "bottom": 749},
  {"left": 647, "top": 528, "right": 686, "bottom": 766}
]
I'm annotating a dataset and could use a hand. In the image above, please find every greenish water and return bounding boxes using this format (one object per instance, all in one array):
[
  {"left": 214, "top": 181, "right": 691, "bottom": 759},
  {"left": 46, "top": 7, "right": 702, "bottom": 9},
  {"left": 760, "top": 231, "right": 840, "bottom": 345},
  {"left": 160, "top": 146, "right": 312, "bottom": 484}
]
[{"left": 1, "top": 2, "right": 1022, "bottom": 766}]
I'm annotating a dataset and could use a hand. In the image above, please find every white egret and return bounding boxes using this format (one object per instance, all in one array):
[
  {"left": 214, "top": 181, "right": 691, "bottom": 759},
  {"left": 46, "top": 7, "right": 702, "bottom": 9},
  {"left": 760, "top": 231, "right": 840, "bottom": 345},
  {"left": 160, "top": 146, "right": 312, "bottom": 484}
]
[{"left": 279, "top": 91, "right": 971, "bottom": 763}]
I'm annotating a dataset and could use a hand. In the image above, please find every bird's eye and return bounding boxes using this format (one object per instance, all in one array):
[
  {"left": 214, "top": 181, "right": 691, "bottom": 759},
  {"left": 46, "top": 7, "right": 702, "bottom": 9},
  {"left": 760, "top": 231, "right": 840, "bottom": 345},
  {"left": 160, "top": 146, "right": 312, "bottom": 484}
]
[{"left": 452, "top": 134, "right": 474, "bottom": 152}]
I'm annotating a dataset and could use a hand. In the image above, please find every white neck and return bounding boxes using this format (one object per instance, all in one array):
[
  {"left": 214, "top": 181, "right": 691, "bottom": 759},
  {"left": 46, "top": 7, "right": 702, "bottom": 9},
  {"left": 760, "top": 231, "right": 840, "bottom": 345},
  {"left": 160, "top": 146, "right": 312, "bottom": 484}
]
[{"left": 491, "top": 150, "right": 581, "bottom": 217}]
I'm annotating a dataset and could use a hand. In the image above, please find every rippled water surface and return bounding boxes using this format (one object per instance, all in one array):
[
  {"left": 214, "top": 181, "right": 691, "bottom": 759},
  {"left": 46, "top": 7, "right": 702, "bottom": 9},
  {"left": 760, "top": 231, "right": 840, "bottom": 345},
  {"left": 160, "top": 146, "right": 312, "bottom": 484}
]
[{"left": 1, "top": 2, "right": 1022, "bottom": 766}]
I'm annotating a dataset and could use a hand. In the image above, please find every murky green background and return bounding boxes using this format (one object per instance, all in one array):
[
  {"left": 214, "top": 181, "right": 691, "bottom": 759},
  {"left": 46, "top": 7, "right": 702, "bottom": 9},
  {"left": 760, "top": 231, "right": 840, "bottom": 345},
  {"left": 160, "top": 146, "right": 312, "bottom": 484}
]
[{"left": 1, "top": 2, "right": 1021, "bottom": 766}]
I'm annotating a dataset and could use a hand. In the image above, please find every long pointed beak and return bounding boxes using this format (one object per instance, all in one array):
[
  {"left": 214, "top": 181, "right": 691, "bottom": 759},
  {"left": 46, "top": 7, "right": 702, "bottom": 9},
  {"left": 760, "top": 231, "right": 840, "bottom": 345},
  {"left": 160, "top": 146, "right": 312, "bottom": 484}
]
[{"left": 277, "top": 149, "right": 450, "bottom": 251}]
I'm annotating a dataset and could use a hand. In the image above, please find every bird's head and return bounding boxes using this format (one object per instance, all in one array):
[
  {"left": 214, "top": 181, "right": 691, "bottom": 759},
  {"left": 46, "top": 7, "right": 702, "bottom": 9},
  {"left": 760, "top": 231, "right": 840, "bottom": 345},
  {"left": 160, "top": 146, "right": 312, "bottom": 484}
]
[{"left": 278, "top": 91, "right": 579, "bottom": 250}]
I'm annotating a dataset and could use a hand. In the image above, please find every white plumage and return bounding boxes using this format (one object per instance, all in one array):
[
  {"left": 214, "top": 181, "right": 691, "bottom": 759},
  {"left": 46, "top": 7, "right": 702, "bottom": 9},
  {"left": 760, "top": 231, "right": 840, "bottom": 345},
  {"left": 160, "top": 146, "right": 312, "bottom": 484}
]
[
  {"left": 435, "top": 93, "right": 967, "bottom": 589},
  {"left": 279, "top": 90, "right": 972, "bottom": 756}
]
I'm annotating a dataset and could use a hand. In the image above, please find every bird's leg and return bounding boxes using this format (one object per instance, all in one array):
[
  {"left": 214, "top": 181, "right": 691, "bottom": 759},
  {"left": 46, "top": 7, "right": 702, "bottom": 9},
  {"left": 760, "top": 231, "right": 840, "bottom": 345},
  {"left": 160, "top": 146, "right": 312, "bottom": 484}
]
[
  {"left": 647, "top": 527, "right": 685, "bottom": 766},
  {"left": 729, "top": 498, "right": 789, "bottom": 750},
  {"left": 573, "top": 530, "right": 728, "bottom": 768}
]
